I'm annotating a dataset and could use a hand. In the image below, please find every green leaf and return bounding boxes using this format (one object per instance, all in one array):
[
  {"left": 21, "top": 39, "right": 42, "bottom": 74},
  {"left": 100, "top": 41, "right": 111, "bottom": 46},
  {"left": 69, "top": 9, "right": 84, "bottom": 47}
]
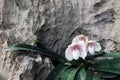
[
  {"left": 86, "top": 70, "right": 94, "bottom": 80},
  {"left": 100, "top": 72, "right": 117, "bottom": 78},
  {"left": 91, "top": 59, "right": 120, "bottom": 74},
  {"left": 92, "top": 73, "right": 101, "bottom": 80},
  {"left": 103, "top": 52, "right": 120, "bottom": 58},
  {"left": 46, "top": 64, "right": 70, "bottom": 80},
  {"left": 60, "top": 67, "right": 72, "bottom": 80},
  {"left": 80, "top": 68, "right": 86, "bottom": 80},
  {"left": 69, "top": 59, "right": 83, "bottom": 66},
  {"left": 75, "top": 68, "right": 86, "bottom": 80},
  {"left": 3, "top": 43, "right": 66, "bottom": 62},
  {"left": 34, "top": 39, "right": 47, "bottom": 50},
  {"left": 61, "top": 66, "right": 80, "bottom": 80},
  {"left": 75, "top": 71, "right": 81, "bottom": 80}
]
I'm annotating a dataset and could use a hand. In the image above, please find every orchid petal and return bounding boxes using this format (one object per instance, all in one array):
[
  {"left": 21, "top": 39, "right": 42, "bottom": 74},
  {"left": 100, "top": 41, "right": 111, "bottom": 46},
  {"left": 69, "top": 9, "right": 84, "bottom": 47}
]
[
  {"left": 72, "top": 44, "right": 87, "bottom": 60},
  {"left": 87, "top": 40, "right": 101, "bottom": 55},
  {"left": 79, "top": 45, "right": 87, "bottom": 59},
  {"left": 88, "top": 45, "right": 95, "bottom": 55},
  {"left": 65, "top": 46, "right": 73, "bottom": 61},
  {"left": 65, "top": 43, "right": 87, "bottom": 60},
  {"left": 94, "top": 42, "right": 101, "bottom": 51},
  {"left": 72, "top": 35, "right": 88, "bottom": 45},
  {"left": 72, "top": 49, "right": 80, "bottom": 60},
  {"left": 80, "top": 51, "right": 87, "bottom": 59}
]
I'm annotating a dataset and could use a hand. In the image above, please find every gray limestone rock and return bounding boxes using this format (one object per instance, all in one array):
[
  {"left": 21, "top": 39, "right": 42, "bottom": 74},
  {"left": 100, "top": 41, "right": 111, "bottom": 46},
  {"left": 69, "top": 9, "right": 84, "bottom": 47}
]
[
  {"left": 1, "top": 51, "right": 54, "bottom": 80},
  {"left": 1, "top": 0, "right": 120, "bottom": 54}
]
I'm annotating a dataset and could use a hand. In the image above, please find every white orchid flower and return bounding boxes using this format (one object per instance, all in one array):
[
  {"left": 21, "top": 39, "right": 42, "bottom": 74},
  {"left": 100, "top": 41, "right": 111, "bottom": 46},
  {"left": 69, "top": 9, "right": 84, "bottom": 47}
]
[
  {"left": 87, "top": 40, "right": 101, "bottom": 55},
  {"left": 72, "top": 35, "right": 88, "bottom": 45},
  {"left": 65, "top": 35, "right": 102, "bottom": 61},
  {"left": 65, "top": 44, "right": 87, "bottom": 61}
]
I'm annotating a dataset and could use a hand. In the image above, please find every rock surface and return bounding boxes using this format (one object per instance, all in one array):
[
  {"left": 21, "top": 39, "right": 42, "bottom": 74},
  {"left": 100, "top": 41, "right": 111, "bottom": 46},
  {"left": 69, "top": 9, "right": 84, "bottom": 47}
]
[
  {"left": 36, "top": 0, "right": 120, "bottom": 55},
  {"left": 0, "top": 0, "right": 120, "bottom": 80},
  {"left": 1, "top": 50, "right": 54, "bottom": 80},
  {"left": 0, "top": 0, "right": 120, "bottom": 54}
]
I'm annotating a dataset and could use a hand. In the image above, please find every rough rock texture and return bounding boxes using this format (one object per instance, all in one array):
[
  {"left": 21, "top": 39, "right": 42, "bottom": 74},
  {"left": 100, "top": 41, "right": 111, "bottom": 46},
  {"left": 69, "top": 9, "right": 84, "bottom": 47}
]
[
  {"left": 37, "top": 0, "right": 120, "bottom": 55},
  {"left": 0, "top": 0, "right": 120, "bottom": 54},
  {"left": 1, "top": 0, "right": 120, "bottom": 80},
  {"left": 1, "top": 50, "right": 54, "bottom": 80},
  {"left": 0, "top": 33, "right": 54, "bottom": 80}
]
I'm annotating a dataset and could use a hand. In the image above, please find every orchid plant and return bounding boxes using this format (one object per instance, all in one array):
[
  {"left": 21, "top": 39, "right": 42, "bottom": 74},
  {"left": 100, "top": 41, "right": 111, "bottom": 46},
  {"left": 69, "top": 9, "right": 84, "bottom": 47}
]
[
  {"left": 3, "top": 35, "right": 120, "bottom": 80},
  {"left": 65, "top": 35, "right": 101, "bottom": 61}
]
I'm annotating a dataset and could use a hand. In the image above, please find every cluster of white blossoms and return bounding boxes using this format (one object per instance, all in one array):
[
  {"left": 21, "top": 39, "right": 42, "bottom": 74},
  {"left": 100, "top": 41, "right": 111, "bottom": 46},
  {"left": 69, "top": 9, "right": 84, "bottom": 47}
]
[{"left": 65, "top": 35, "right": 102, "bottom": 61}]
